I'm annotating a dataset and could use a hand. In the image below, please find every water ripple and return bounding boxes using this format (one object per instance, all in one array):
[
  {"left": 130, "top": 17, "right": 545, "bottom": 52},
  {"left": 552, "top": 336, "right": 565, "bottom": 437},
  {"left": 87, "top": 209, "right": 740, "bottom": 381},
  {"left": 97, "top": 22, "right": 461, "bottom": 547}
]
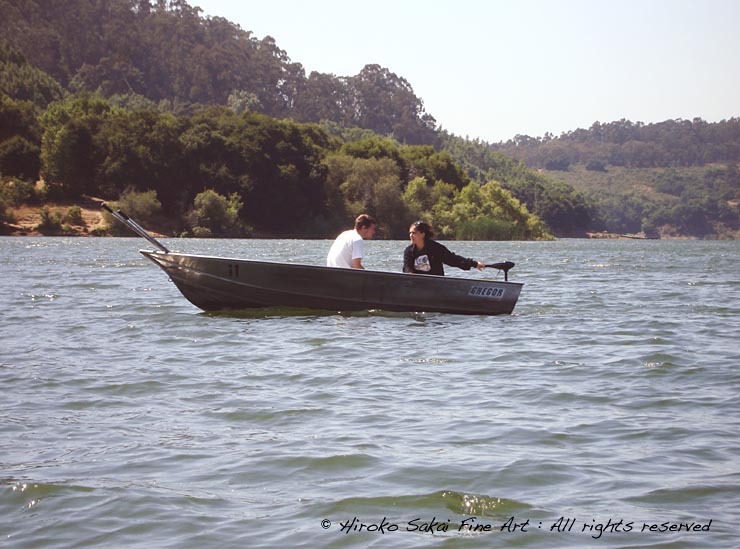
[{"left": 1, "top": 237, "right": 738, "bottom": 547}]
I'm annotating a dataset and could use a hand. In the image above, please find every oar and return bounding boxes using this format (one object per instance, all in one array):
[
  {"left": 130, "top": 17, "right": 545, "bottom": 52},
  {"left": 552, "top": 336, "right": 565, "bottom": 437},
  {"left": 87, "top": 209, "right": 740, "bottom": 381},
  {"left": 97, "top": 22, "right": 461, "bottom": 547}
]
[
  {"left": 101, "top": 203, "right": 170, "bottom": 253},
  {"left": 485, "top": 261, "right": 515, "bottom": 281}
]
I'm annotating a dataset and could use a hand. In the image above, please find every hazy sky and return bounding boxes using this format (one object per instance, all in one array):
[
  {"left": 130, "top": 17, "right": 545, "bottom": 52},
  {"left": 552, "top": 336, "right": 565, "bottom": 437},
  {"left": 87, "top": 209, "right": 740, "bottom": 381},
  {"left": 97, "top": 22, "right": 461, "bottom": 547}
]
[{"left": 192, "top": 0, "right": 740, "bottom": 143}]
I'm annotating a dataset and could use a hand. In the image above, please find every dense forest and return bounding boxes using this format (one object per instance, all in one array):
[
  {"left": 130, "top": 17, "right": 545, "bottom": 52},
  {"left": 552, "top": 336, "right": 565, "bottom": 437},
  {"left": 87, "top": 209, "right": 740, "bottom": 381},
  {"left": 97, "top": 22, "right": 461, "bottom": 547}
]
[
  {"left": 0, "top": 44, "right": 550, "bottom": 239},
  {"left": 1, "top": 0, "right": 739, "bottom": 239}
]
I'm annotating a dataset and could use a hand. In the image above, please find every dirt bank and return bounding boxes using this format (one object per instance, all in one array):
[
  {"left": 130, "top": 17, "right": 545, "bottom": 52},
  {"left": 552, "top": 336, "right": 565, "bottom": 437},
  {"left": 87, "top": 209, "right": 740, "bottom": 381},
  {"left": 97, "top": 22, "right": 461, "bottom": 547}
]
[{"left": 2, "top": 196, "right": 107, "bottom": 236}]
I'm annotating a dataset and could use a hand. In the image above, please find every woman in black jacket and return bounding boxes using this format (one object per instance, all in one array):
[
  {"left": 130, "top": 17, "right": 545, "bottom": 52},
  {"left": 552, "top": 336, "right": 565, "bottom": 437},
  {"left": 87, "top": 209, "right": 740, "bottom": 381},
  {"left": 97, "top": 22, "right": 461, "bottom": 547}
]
[{"left": 403, "top": 221, "right": 484, "bottom": 276}]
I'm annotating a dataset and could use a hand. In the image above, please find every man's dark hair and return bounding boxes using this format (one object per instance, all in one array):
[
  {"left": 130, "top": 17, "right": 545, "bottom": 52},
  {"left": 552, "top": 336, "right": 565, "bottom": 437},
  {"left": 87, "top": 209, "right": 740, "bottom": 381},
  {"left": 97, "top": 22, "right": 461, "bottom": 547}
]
[{"left": 354, "top": 214, "right": 377, "bottom": 230}]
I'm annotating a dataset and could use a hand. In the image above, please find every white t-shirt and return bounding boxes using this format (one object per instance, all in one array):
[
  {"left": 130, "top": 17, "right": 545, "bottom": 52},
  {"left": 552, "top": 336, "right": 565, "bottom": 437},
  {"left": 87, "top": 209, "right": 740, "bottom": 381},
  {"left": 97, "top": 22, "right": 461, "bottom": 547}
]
[{"left": 326, "top": 229, "right": 364, "bottom": 268}]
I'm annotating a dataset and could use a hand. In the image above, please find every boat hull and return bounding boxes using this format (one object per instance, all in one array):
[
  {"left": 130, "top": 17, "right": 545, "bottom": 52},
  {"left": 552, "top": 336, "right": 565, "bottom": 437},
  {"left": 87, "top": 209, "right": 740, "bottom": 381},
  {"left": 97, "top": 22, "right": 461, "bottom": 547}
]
[{"left": 140, "top": 251, "right": 523, "bottom": 315}]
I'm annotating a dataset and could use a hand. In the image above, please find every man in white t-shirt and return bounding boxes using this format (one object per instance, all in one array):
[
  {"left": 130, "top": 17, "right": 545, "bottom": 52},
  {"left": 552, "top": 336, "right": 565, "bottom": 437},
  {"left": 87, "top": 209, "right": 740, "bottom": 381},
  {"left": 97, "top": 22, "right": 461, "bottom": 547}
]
[{"left": 326, "top": 214, "right": 377, "bottom": 269}]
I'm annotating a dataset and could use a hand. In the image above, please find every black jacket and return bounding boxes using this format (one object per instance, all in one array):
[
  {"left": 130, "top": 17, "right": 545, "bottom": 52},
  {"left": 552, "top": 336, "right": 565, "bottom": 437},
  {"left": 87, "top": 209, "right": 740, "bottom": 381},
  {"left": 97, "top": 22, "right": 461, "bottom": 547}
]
[{"left": 403, "top": 239, "right": 477, "bottom": 276}]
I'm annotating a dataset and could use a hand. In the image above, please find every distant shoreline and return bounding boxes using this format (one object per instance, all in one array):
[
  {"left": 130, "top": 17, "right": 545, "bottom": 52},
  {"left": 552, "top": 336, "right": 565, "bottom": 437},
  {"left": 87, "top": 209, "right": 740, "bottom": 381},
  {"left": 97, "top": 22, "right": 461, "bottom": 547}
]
[
  {"left": 2, "top": 202, "right": 732, "bottom": 240},
  {"left": 586, "top": 231, "right": 660, "bottom": 240}
]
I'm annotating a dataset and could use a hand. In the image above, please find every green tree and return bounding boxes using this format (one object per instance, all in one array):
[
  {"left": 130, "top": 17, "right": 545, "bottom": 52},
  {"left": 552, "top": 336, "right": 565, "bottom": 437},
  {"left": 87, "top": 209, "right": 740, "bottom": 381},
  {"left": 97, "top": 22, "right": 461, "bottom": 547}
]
[
  {"left": 448, "top": 182, "right": 551, "bottom": 240},
  {"left": 293, "top": 71, "right": 350, "bottom": 124},
  {"left": 0, "top": 135, "right": 39, "bottom": 179},
  {"left": 40, "top": 93, "right": 112, "bottom": 197},
  {"left": 337, "top": 157, "right": 406, "bottom": 225},
  {"left": 401, "top": 176, "right": 432, "bottom": 221},
  {"left": 347, "top": 64, "right": 438, "bottom": 145},
  {"left": 341, "top": 135, "right": 403, "bottom": 166},
  {"left": 0, "top": 95, "right": 43, "bottom": 179},
  {"left": 227, "top": 89, "right": 261, "bottom": 114},
  {"left": 0, "top": 42, "right": 65, "bottom": 108},
  {"left": 187, "top": 188, "right": 244, "bottom": 236}
]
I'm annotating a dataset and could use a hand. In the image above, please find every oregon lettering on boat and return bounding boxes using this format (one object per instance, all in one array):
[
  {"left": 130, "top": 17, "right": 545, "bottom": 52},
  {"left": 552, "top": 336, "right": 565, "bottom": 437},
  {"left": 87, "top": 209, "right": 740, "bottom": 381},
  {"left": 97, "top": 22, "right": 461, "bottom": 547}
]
[{"left": 468, "top": 286, "right": 504, "bottom": 299}]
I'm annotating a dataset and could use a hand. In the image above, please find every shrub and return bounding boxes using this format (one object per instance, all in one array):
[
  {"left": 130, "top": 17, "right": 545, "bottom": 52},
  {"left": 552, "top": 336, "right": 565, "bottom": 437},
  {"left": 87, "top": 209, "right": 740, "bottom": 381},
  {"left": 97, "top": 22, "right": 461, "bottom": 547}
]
[
  {"left": 116, "top": 189, "right": 161, "bottom": 224},
  {"left": 191, "top": 226, "right": 212, "bottom": 238},
  {"left": 0, "top": 194, "right": 12, "bottom": 225},
  {"left": 103, "top": 189, "right": 161, "bottom": 235},
  {"left": 36, "top": 206, "right": 63, "bottom": 232},
  {"left": 64, "top": 205, "right": 84, "bottom": 225}
]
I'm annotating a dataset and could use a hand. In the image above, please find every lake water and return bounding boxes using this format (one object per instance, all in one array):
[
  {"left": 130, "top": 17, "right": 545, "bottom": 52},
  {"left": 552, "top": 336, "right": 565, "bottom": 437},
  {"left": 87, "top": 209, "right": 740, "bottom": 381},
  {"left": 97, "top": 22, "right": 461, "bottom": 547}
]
[{"left": 1, "top": 236, "right": 738, "bottom": 548}]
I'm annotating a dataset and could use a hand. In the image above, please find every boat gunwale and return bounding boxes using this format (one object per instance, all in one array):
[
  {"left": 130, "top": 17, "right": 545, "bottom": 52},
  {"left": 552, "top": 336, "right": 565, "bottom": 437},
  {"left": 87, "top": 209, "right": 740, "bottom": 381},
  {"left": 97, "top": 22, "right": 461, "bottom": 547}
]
[{"left": 139, "top": 250, "right": 524, "bottom": 288}]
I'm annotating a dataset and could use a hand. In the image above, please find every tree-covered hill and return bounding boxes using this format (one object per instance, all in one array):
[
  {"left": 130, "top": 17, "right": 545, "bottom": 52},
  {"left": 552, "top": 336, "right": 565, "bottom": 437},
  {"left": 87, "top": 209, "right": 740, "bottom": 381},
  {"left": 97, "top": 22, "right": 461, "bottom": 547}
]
[
  {"left": 1, "top": 0, "right": 738, "bottom": 239},
  {"left": 492, "top": 118, "right": 740, "bottom": 170},
  {"left": 485, "top": 119, "right": 740, "bottom": 238},
  {"left": 0, "top": 0, "right": 438, "bottom": 145}
]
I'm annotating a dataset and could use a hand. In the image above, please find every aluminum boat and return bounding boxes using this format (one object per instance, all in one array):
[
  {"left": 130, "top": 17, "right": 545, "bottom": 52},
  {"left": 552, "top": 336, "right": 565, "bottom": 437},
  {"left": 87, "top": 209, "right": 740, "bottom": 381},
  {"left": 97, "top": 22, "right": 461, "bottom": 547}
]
[
  {"left": 141, "top": 250, "right": 523, "bottom": 315},
  {"left": 103, "top": 203, "right": 522, "bottom": 315}
]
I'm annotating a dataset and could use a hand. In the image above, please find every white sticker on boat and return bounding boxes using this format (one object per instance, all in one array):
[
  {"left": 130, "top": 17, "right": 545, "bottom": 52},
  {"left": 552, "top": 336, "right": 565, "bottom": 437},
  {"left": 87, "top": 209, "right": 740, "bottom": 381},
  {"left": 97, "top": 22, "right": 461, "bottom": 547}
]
[{"left": 468, "top": 286, "right": 505, "bottom": 300}]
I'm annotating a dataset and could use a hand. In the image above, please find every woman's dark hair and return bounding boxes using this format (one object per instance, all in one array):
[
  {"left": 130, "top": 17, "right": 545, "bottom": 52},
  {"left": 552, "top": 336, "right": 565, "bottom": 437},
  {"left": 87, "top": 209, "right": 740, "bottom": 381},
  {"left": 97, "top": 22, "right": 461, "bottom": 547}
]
[{"left": 410, "top": 220, "right": 434, "bottom": 239}]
